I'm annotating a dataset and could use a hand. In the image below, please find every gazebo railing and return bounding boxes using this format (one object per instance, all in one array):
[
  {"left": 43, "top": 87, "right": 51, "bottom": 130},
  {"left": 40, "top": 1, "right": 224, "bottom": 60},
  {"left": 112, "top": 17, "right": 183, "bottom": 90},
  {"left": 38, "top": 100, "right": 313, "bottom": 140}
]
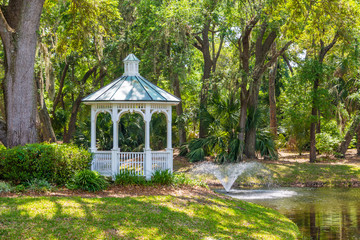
[
  {"left": 91, "top": 150, "right": 172, "bottom": 178},
  {"left": 118, "top": 152, "right": 144, "bottom": 176},
  {"left": 152, "top": 151, "right": 170, "bottom": 172},
  {"left": 91, "top": 151, "right": 112, "bottom": 176}
]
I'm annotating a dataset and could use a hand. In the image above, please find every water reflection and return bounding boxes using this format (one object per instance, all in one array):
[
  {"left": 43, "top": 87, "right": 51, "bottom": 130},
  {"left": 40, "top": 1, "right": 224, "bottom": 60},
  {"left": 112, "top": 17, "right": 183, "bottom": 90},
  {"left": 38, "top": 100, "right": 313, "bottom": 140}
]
[{"left": 225, "top": 188, "right": 360, "bottom": 239}]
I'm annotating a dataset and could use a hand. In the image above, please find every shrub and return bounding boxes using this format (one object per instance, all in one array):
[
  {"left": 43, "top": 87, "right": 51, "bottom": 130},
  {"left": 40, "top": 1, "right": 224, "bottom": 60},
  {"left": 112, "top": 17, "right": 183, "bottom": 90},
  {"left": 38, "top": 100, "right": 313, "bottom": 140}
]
[
  {"left": 0, "top": 181, "right": 11, "bottom": 193},
  {"left": 172, "top": 173, "right": 207, "bottom": 187},
  {"left": 26, "top": 179, "right": 53, "bottom": 192},
  {"left": 152, "top": 169, "right": 173, "bottom": 185},
  {"left": 67, "top": 170, "right": 109, "bottom": 192},
  {"left": 14, "top": 184, "right": 26, "bottom": 193},
  {"left": 114, "top": 169, "right": 147, "bottom": 185},
  {"left": 256, "top": 131, "right": 278, "bottom": 160},
  {"left": 315, "top": 133, "right": 340, "bottom": 155},
  {"left": 0, "top": 143, "right": 92, "bottom": 185}
]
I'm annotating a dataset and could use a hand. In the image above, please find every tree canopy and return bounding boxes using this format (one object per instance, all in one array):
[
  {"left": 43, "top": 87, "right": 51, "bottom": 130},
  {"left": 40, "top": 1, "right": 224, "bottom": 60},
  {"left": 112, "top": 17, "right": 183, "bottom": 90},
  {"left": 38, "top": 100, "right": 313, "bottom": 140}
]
[{"left": 0, "top": 0, "right": 359, "bottom": 162}]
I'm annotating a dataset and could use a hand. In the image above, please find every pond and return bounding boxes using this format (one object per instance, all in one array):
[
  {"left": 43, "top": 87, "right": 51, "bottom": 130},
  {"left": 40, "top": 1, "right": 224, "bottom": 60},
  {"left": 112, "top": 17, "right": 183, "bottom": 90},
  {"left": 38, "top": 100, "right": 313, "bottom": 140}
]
[{"left": 219, "top": 188, "right": 360, "bottom": 240}]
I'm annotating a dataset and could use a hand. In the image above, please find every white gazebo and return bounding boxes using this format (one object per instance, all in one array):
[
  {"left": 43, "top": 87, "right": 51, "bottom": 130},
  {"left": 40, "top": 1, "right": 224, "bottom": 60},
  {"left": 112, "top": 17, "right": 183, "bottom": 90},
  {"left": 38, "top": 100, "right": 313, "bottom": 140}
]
[{"left": 82, "top": 54, "right": 180, "bottom": 180}]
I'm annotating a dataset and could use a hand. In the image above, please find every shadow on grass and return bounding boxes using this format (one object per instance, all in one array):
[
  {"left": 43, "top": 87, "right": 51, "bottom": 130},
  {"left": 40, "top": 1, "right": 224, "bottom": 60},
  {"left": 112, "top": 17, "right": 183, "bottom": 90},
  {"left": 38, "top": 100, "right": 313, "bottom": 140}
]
[{"left": 0, "top": 195, "right": 299, "bottom": 239}]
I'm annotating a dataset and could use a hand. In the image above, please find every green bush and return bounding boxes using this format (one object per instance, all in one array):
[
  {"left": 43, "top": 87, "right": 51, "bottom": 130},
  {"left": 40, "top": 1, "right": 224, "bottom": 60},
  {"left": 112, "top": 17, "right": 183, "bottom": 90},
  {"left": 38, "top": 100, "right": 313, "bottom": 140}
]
[
  {"left": 152, "top": 169, "right": 173, "bottom": 185},
  {"left": 26, "top": 179, "right": 53, "bottom": 192},
  {"left": 14, "top": 184, "right": 26, "bottom": 193},
  {"left": 172, "top": 173, "right": 207, "bottom": 187},
  {"left": 315, "top": 132, "right": 340, "bottom": 155},
  {"left": 0, "top": 181, "right": 11, "bottom": 193},
  {"left": 67, "top": 170, "right": 109, "bottom": 192},
  {"left": 114, "top": 169, "right": 147, "bottom": 185},
  {"left": 0, "top": 143, "right": 92, "bottom": 185}
]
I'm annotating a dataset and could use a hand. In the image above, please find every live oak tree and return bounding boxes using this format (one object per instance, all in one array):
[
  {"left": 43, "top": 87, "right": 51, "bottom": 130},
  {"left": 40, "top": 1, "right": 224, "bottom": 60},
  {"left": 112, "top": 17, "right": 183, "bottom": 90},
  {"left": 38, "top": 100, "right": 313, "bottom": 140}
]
[{"left": 0, "top": 0, "right": 45, "bottom": 147}]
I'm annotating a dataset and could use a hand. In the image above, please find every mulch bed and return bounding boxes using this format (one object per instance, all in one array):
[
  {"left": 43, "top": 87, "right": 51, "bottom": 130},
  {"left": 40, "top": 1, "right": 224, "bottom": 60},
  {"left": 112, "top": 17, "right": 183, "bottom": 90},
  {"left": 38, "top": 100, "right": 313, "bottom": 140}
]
[{"left": 0, "top": 185, "right": 215, "bottom": 198}]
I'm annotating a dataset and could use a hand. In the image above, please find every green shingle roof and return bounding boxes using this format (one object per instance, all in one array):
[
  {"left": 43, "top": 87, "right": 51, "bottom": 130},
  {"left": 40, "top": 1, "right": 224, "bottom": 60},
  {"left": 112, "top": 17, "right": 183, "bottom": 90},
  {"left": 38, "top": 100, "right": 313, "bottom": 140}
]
[{"left": 82, "top": 54, "right": 180, "bottom": 103}]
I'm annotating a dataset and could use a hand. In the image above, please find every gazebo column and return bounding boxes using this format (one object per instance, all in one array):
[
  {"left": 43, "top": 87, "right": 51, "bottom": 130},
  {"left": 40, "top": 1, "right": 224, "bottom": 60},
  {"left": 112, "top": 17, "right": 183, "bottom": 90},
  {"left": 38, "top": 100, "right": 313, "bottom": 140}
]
[
  {"left": 90, "top": 105, "right": 97, "bottom": 152},
  {"left": 166, "top": 106, "right": 173, "bottom": 172},
  {"left": 144, "top": 104, "right": 152, "bottom": 180},
  {"left": 90, "top": 105, "right": 97, "bottom": 171},
  {"left": 111, "top": 105, "right": 120, "bottom": 177}
]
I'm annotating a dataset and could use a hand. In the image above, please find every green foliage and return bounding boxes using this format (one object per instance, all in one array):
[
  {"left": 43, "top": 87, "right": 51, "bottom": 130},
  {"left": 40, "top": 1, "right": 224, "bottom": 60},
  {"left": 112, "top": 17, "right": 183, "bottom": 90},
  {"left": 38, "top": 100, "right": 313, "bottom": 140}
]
[
  {"left": 151, "top": 169, "right": 173, "bottom": 185},
  {"left": 172, "top": 173, "right": 207, "bottom": 187},
  {"left": 315, "top": 133, "right": 341, "bottom": 156},
  {"left": 26, "top": 179, "right": 53, "bottom": 192},
  {"left": 114, "top": 169, "right": 147, "bottom": 185},
  {"left": 0, "top": 143, "right": 92, "bottom": 185},
  {"left": 14, "top": 185, "right": 26, "bottom": 193},
  {"left": 276, "top": 133, "right": 288, "bottom": 149},
  {"left": 256, "top": 131, "right": 278, "bottom": 160},
  {"left": 0, "top": 181, "right": 11, "bottom": 193},
  {"left": 67, "top": 170, "right": 109, "bottom": 192}
]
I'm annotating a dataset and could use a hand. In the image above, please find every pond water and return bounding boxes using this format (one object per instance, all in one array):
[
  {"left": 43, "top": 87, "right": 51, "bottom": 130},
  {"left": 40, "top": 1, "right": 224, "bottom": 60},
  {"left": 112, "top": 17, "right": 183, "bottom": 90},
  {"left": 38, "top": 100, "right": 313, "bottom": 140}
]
[{"left": 219, "top": 188, "right": 360, "bottom": 240}]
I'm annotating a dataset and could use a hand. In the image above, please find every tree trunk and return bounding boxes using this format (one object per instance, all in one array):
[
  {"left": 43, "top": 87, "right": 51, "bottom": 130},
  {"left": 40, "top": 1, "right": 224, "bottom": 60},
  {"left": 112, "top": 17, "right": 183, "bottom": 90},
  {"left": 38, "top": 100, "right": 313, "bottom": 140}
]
[
  {"left": 52, "top": 63, "right": 69, "bottom": 116},
  {"left": 172, "top": 73, "right": 186, "bottom": 145},
  {"left": 269, "top": 45, "right": 278, "bottom": 137},
  {"left": 309, "top": 34, "right": 338, "bottom": 162},
  {"left": 338, "top": 115, "right": 360, "bottom": 157},
  {"left": 309, "top": 78, "right": 319, "bottom": 163},
  {"left": 199, "top": 24, "right": 212, "bottom": 138},
  {"left": 244, "top": 77, "right": 261, "bottom": 159},
  {"left": 0, "top": 0, "right": 45, "bottom": 147},
  {"left": 63, "top": 94, "right": 82, "bottom": 143},
  {"left": 0, "top": 119, "right": 7, "bottom": 145},
  {"left": 35, "top": 75, "right": 56, "bottom": 142},
  {"left": 357, "top": 126, "right": 360, "bottom": 156},
  {"left": 63, "top": 66, "right": 99, "bottom": 143}
]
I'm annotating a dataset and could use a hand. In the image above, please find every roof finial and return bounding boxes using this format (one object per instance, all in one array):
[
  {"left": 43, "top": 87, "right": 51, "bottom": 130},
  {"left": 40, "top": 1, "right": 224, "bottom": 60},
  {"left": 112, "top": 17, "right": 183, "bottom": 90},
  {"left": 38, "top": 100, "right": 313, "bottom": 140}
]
[{"left": 123, "top": 54, "right": 140, "bottom": 76}]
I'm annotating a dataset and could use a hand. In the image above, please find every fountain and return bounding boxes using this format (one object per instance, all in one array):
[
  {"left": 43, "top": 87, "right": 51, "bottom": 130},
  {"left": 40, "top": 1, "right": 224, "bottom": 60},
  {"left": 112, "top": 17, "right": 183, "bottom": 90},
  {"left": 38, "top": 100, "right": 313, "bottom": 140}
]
[{"left": 192, "top": 162, "right": 264, "bottom": 192}]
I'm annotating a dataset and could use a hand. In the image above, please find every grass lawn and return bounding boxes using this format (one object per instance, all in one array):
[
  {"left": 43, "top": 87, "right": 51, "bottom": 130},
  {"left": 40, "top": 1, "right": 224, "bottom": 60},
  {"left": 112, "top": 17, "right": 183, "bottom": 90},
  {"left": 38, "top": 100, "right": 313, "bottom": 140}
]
[
  {"left": 264, "top": 162, "right": 360, "bottom": 187},
  {"left": 0, "top": 194, "right": 299, "bottom": 239}
]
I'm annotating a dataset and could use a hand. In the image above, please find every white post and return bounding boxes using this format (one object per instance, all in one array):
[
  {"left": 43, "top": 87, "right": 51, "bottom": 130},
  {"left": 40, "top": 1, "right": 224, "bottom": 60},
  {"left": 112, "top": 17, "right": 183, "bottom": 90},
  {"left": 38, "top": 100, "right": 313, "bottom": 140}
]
[
  {"left": 90, "top": 105, "right": 97, "bottom": 171},
  {"left": 111, "top": 105, "right": 119, "bottom": 178},
  {"left": 144, "top": 104, "right": 152, "bottom": 180},
  {"left": 166, "top": 106, "right": 173, "bottom": 172},
  {"left": 90, "top": 105, "right": 97, "bottom": 152}
]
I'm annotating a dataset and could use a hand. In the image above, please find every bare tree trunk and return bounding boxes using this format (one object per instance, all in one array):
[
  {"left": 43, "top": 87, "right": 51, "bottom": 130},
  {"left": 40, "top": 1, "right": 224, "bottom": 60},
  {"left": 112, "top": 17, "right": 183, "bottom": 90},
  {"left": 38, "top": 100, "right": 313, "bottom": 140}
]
[
  {"left": 52, "top": 63, "right": 69, "bottom": 116},
  {"left": 309, "top": 78, "right": 319, "bottom": 163},
  {"left": 63, "top": 66, "right": 100, "bottom": 143},
  {"left": 309, "top": 34, "right": 338, "bottom": 162},
  {"left": 0, "top": 119, "right": 6, "bottom": 145},
  {"left": 357, "top": 126, "right": 360, "bottom": 156},
  {"left": 338, "top": 115, "right": 360, "bottom": 157},
  {"left": 244, "top": 77, "right": 261, "bottom": 159},
  {"left": 35, "top": 75, "right": 56, "bottom": 142},
  {"left": 199, "top": 23, "right": 212, "bottom": 139},
  {"left": 63, "top": 95, "right": 82, "bottom": 143},
  {"left": 172, "top": 73, "right": 186, "bottom": 145},
  {"left": 0, "top": 0, "right": 45, "bottom": 147},
  {"left": 269, "top": 44, "right": 278, "bottom": 137}
]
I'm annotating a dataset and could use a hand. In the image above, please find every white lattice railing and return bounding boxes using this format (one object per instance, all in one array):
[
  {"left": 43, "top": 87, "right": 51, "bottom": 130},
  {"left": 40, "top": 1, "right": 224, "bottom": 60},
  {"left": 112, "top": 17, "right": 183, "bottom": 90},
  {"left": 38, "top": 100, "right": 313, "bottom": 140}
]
[
  {"left": 151, "top": 151, "right": 170, "bottom": 172},
  {"left": 92, "top": 151, "right": 171, "bottom": 177},
  {"left": 118, "top": 152, "right": 145, "bottom": 176},
  {"left": 92, "top": 151, "right": 112, "bottom": 176}
]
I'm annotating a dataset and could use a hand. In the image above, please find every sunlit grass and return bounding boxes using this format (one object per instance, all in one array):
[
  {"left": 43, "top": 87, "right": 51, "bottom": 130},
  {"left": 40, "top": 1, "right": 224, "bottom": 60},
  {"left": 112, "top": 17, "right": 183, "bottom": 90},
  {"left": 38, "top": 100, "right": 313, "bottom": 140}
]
[
  {"left": 265, "top": 163, "right": 360, "bottom": 186},
  {"left": 0, "top": 195, "right": 299, "bottom": 239}
]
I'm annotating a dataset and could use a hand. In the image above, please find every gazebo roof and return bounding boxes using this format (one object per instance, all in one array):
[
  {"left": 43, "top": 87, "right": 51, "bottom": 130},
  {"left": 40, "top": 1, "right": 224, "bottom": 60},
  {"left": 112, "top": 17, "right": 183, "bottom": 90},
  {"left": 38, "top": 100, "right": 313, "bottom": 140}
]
[{"left": 82, "top": 54, "right": 180, "bottom": 104}]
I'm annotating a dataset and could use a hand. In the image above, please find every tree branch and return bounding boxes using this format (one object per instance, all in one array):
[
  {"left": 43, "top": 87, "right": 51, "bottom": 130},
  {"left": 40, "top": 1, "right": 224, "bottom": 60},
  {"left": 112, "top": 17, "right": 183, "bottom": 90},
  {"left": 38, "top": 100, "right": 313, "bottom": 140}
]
[
  {"left": 264, "top": 41, "right": 293, "bottom": 69},
  {"left": 282, "top": 53, "right": 294, "bottom": 75},
  {"left": 319, "top": 32, "right": 339, "bottom": 61},
  {"left": 0, "top": 8, "right": 14, "bottom": 49},
  {"left": 52, "top": 63, "right": 69, "bottom": 113}
]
